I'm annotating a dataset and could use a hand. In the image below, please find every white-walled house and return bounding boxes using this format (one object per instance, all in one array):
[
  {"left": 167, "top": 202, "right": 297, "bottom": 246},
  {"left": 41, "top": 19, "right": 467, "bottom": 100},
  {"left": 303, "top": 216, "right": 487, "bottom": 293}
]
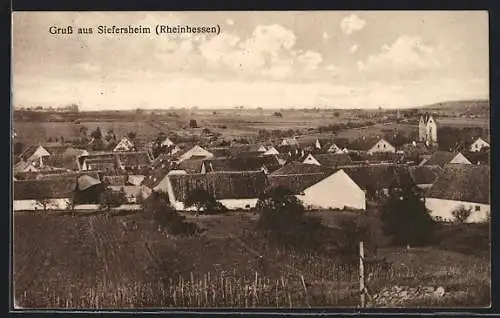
[
  {"left": 162, "top": 171, "right": 268, "bottom": 211},
  {"left": 268, "top": 162, "right": 364, "bottom": 210},
  {"left": 367, "top": 138, "right": 396, "bottom": 154},
  {"left": 419, "top": 151, "right": 471, "bottom": 167},
  {"left": 176, "top": 145, "right": 214, "bottom": 163},
  {"left": 263, "top": 146, "right": 280, "bottom": 156},
  {"left": 113, "top": 137, "right": 135, "bottom": 152},
  {"left": 469, "top": 137, "right": 490, "bottom": 152},
  {"left": 296, "top": 170, "right": 366, "bottom": 210},
  {"left": 425, "top": 164, "right": 490, "bottom": 223}
]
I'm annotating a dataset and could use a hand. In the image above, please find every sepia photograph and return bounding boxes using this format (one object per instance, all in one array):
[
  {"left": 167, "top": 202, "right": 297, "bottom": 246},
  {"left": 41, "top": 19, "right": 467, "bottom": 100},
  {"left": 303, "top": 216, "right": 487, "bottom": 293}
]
[{"left": 11, "top": 11, "right": 490, "bottom": 310}]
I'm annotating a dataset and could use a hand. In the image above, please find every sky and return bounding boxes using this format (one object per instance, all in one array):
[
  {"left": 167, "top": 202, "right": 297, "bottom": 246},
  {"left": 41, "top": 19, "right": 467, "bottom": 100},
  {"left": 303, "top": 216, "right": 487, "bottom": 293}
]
[{"left": 12, "top": 11, "right": 489, "bottom": 110}]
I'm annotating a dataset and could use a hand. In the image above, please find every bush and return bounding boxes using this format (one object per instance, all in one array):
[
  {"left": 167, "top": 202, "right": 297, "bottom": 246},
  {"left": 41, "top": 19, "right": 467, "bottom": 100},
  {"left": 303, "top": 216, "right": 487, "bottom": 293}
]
[
  {"left": 380, "top": 183, "right": 436, "bottom": 247},
  {"left": 142, "top": 191, "right": 200, "bottom": 236},
  {"left": 255, "top": 187, "right": 327, "bottom": 251},
  {"left": 184, "top": 189, "right": 227, "bottom": 214},
  {"left": 452, "top": 205, "right": 472, "bottom": 224}
]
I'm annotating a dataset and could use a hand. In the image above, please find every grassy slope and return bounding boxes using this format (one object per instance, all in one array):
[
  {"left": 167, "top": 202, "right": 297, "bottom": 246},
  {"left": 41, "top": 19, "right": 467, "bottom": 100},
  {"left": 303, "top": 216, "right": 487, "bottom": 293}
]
[{"left": 13, "top": 211, "right": 490, "bottom": 308}]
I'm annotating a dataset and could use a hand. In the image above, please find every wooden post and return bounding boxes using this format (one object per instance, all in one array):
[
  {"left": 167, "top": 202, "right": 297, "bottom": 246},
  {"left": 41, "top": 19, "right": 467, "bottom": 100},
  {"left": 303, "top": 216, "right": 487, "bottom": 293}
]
[{"left": 359, "top": 240, "right": 365, "bottom": 308}]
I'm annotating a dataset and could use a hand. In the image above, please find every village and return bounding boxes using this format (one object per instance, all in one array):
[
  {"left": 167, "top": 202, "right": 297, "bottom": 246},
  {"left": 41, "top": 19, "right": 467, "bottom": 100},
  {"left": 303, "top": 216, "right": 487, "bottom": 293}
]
[{"left": 12, "top": 110, "right": 490, "bottom": 224}]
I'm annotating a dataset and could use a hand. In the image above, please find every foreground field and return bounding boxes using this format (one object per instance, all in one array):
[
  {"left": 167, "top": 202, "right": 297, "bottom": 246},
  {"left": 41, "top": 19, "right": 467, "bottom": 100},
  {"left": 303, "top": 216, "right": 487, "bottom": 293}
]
[{"left": 13, "top": 211, "right": 490, "bottom": 309}]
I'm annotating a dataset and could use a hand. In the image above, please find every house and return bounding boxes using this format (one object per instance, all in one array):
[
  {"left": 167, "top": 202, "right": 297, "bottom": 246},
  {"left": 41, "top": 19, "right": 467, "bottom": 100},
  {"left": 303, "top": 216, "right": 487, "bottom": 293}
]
[
  {"left": 463, "top": 150, "right": 490, "bottom": 166},
  {"left": 327, "top": 143, "right": 348, "bottom": 154},
  {"left": 160, "top": 137, "right": 175, "bottom": 148},
  {"left": 367, "top": 138, "right": 396, "bottom": 155},
  {"left": 201, "top": 155, "right": 281, "bottom": 174},
  {"left": 113, "top": 137, "right": 135, "bottom": 152},
  {"left": 164, "top": 171, "right": 268, "bottom": 211},
  {"left": 418, "top": 114, "right": 438, "bottom": 146},
  {"left": 176, "top": 158, "right": 205, "bottom": 173},
  {"left": 302, "top": 153, "right": 353, "bottom": 167},
  {"left": 142, "top": 168, "right": 174, "bottom": 191},
  {"left": 408, "top": 165, "right": 442, "bottom": 189},
  {"left": 81, "top": 152, "right": 117, "bottom": 172},
  {"left": 41, "top": 148, "right": 86, "bottom": 171},
  {"left": 18, "top": 145, "right": 51, "bottom": 167},
  {"left": 263, "top": 146, "right": 280, "bottom": 156},
  {"left": 116, "top": 152, "right": 152, "bottom": 171},
  {"left": 336, "top": 164, "right": 414, "bottom": 198},
  {"left": 268, "top": 163, "right": 334, "bottom": 194},
  {"left": 176, "top": 145, "right": 214, "bottom": 162},
  {"left": 419, "top": 151, "right": 471, "bottom": 167},
  {"left": 13, "top": 174, "right": 102, "bottom": 211},
  {"left": 469, "top": 137, "right": 490, "bottom": 152},
  {"left": 425, "top": 164, "right": 490, "bottom": 223},
  {"left": 13, "top": 160, "right": 39, "bottom": 173},
  {"left": 296, "top": 170, "right": 366, "bottom": 210},
  {"left": 268, "top": 163, "right": 364, "bottom": 210}
]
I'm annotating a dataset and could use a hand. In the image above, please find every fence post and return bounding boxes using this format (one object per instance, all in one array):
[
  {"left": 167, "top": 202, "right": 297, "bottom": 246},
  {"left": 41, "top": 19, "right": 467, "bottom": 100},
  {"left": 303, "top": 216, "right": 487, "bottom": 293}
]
[{"left": 359, "top": 240, "right": 365, "bottom": 308}]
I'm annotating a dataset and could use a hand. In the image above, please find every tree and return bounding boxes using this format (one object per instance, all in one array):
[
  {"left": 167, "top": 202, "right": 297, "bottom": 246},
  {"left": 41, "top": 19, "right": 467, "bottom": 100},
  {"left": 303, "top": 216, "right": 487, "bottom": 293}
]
[
  {"left": 184, "top": 189, "right": 227, "bottom": 214},
  {"left": 256, "top": 187, "right": 325, "bottom": 250},
  {"left": 36, "top": 198, "right": 56, "bottom": 213},
  {"left": 142, "top": 191, "right": 200, "bottom": 236},
  {"left": 380, "top": 182, "right": 435, "bottom": 247},
  {"left": 189, "top": 119, "right": 198, "bottom": 128},
  {"left": 333, "top": 111, "right": 340, "bottom": 118},
  {"left": 90, "top": 127, "right": 102, "bottom": 140},
  {"left": 452, "top": 205, "right": 472, "bottom": 224},
  {"left": 273, "top": 112, "right": 283, "bottom": 118},
  {"left": 127, "top": 131, "right": 137, "bottom": 140}
]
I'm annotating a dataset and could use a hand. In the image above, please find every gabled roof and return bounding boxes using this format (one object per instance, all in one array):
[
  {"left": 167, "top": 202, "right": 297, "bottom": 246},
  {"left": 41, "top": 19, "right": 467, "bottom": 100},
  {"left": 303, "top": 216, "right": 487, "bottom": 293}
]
[
  {"left": 426, "top": 164, "right": 490, "bottom": 204},
  {"left": 348, "top": 137, "right": 382, "bottom": 151},
  {"left": 41, "top": 154, "right": 79, "bottom": 171},
  {"left": 337, "top": 164, "right": 414, "bottom": 190},
  {"left": 117, "top": 152, "right": 152, "bottom": 167},
  {"left": 408, "top": 165, "right": 442, "bottom": 185},
  {"left": 463, "top": 151, "right": 490, "bottom": 166},
  {"left": 176, "top": 158, "right": 204, "bottom": 173},
  {"left": 203, "top": 155, "right": 281, "bottom": 173},
  {"left": 267, "top": 173, "right": 330, "bottom": 194},
  {"left": 168, "top": 171, "right": 268, "bottom": 201},
  {"left": 421, "top": 151, "right": 465, "bottom": 167},
  {"left": 77, "top": 175, "right": 101, "bottom": 191},
  {"left": 271, "top": 162, "right": 334, "bottom": 176},
  {"left": 142, "top": 167, "right": 171, "bottom": 189},
  {"left": 13, "top": 179, "right": 77, "bottom": 200},
  {"left": 309, "top": 153, "right": 353, "bottom": 167},
  {"left": 19, "top": 145, "right": 50, "bottom": 161}
]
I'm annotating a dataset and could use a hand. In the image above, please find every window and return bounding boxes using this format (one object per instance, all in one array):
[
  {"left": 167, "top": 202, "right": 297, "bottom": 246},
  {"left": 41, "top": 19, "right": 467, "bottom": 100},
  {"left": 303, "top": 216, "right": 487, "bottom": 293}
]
[{"left": 475, "top": 205, "right": 481, "bottom": 211}]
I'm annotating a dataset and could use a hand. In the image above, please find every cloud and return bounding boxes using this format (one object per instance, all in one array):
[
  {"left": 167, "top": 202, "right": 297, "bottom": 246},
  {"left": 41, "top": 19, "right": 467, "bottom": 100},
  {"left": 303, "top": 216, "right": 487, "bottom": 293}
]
[
  {"left": 297, "top": 51, "right": 323, "bottom": 72},
  {"left": 349, "top": 44, "right": 359, "bottom": 54},
  {"left": 357, "top": 35, "right": 450, "bottom": 78},
  {"left": 322, "top": 31, "right": 330, "bottom": 40},
  {"left": 226, "top": 19, "right": 234, "bottom": 25},
  {"left": 340, "top": 14, "right": 366, "bottom": 34},
  {"left": 199, "top": 24, "right": 323, "bottom": 80}
]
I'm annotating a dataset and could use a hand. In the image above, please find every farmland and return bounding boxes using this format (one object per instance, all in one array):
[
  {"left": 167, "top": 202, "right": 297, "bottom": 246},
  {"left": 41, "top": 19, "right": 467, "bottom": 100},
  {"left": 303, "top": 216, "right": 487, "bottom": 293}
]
[{"left": 13, "top": 211, "right": 490, "bottom": 309}]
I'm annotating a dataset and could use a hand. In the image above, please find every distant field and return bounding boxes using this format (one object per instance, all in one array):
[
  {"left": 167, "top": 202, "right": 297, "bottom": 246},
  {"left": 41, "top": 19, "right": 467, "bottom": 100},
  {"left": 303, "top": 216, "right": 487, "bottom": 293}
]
[
  {"left": 13, "top": 211, "right": 490, "bottom": 309},
  {"left": 12, "top": 108, "right": 489, "bottom": 146}
]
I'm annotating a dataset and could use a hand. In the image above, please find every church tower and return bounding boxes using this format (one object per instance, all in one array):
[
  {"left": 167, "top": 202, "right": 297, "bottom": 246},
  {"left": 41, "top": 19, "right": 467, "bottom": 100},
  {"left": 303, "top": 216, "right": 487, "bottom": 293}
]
[
  {"left": 418, "top": 115, "right": 427, "bottom": 142},
  {"left": 426, "top": 115, "right": 438, "bottom": 145}
]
